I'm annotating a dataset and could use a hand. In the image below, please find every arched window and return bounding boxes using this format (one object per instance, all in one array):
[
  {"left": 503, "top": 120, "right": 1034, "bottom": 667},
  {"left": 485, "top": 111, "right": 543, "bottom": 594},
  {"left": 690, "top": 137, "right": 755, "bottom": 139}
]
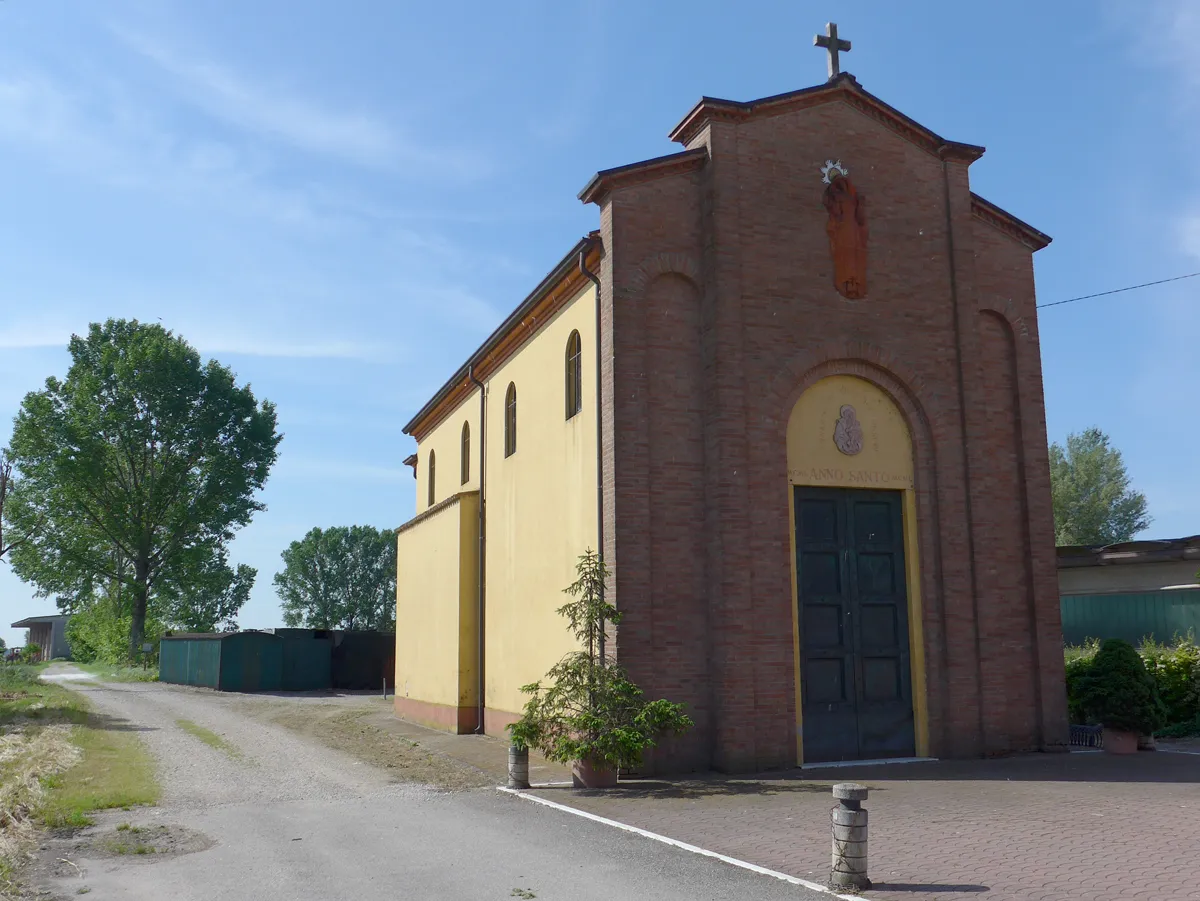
[
  {"left": 427, "top": 450, "right": 436, "bottom": 507},
  {"left": 460, "top": 421, "right": 470, "bottom": 484},
  {"left": 504, "top": 383, "right": 517, "bottom": 457},
  {"left": 565, "top": 330, "right": 582, "bottom": 420}
]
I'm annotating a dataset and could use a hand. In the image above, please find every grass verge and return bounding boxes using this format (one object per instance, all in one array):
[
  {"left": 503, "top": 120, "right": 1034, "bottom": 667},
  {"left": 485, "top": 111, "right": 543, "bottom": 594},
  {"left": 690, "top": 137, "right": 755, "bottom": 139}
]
[
  {"left": 175, "top": 719, "right": 241, "bottom": 758},
  {"left": 0, "top": 666, "right": 159, "bottom": 893},
  {"left": 75, "top": 663, "right": 159, "bottom": 683}
]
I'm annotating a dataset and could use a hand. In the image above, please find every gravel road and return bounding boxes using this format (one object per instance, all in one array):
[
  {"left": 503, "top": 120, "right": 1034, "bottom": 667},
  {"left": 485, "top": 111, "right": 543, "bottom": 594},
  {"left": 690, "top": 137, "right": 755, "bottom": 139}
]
[{"left": 39, "top": 673, "right": 829, "bottom": 901}]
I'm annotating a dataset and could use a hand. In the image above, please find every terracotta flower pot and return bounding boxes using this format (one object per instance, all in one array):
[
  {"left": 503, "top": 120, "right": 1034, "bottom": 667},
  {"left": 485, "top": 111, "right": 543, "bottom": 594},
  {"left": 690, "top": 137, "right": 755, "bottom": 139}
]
[
  {"left": 571, "top": 757, "right": 617, "bottom": 789},
  {"left": 1103, "top": 727, "right": 1139, "bottom": 755}
]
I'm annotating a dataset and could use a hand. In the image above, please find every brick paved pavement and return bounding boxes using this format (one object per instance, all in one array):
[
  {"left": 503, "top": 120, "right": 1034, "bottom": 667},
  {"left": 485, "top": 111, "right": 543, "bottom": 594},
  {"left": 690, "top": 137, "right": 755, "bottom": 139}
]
[{"left": 529, "top": 751, "right": 1200, "bottom": 901}]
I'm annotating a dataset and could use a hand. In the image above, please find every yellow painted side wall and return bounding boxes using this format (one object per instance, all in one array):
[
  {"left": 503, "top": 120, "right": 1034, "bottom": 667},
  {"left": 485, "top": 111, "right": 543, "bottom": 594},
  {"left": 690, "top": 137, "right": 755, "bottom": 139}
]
[
  {"left": 395, "top": 492, "right": 479, "bottom": 709},
  {"left": 786, "top": 375, "right": 928, "bottom": 762},
  {"left": 484, "top": 284, "right": 598, "bottom": 715},
  {"left": 415, "top": 388, "right": 482, "bottom": 515}
]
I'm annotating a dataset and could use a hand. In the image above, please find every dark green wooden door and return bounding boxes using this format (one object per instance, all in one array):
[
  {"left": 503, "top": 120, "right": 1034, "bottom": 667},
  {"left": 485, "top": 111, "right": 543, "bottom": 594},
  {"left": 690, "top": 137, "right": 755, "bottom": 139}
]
[{"left": 795, "top": 487, "right": 915, "bottom": 763}]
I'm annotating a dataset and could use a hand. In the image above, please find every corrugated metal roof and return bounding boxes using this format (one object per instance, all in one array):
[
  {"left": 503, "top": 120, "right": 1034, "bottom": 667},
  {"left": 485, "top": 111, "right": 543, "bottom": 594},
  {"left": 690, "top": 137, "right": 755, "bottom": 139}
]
[
  {"left": 11, "top": 615, "right": 69, "bottom": 628},
  {"left": 1057, "top": 535, "right": 1200, "bottom": 568}
]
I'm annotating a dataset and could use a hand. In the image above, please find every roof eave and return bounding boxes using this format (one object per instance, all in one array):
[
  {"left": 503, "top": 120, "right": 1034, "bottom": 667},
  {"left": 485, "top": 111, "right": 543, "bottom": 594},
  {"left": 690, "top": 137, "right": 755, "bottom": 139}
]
[
  {"left": 970, "top": 192, "right": 1052, "bottom": 251},
  {"left": 402, "top": 236, "right": 599, "bottom": 437},
  {"left": 578, "top": 148, "right": 708, "bottom": 205}
]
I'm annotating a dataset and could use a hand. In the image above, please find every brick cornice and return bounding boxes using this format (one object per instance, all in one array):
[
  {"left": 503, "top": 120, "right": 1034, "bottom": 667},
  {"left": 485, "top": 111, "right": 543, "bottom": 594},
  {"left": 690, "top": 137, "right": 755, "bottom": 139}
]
[
  {"left": 578, "top": 148, "right": 708, "bottom": 206},
  {"left": 668, "top": 73, "right": 986, "bottom": 166},
  {"left": 970, "top": 193, "right": 1052, "bottom": 251}
]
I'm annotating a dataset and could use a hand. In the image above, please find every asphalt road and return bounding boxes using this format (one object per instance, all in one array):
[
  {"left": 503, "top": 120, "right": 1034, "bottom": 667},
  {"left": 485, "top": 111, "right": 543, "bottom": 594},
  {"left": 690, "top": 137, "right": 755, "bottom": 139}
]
[{"left": 40, "top": 671, "right": 829, "bottom": 901}]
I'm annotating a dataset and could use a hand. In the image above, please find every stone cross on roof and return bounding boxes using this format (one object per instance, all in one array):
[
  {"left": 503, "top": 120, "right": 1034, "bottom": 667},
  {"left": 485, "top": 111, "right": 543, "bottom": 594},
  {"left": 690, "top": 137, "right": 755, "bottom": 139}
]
[{"left": 814, "top": 22, "right": 851, "bottom": 80}]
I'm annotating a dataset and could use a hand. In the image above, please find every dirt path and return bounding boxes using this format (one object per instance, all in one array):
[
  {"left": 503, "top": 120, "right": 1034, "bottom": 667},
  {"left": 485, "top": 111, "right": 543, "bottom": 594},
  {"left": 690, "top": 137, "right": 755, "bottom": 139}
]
[{"left": 32, "top": 674, "right": 824, "bottom": 901}]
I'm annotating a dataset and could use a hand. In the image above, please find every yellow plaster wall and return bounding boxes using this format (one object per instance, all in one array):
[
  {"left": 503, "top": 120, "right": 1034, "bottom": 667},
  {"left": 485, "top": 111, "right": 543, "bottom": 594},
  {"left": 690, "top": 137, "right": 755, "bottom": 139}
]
[
  {"left": 415, "top": 389, "right": 482, "bottom": 515},
  {"left": 786, "top": 375, "right": 928, "bottom": 761},
  {"left": 395, "top": 492, "right": 479, "bottom": 710},
  {"left": 786, "top": 376, "right": 914, "bottom": 490},
  {"left": 483, "top": 284, "right": 598, "bottom": 716}
]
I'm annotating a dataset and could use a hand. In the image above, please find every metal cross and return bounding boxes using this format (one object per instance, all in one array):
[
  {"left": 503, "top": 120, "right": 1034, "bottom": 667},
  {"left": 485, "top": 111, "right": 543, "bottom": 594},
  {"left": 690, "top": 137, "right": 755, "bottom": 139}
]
[{"left": 814, "top": 22, "right": 851, "bottom": 80}]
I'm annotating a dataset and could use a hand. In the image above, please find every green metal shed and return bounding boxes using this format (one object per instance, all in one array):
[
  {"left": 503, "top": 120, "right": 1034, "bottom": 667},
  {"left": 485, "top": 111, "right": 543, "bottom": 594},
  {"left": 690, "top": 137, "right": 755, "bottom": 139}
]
[
  {"left": 159, "top": 631, "right": 329, "bottom": 692},
  {"left": 1060, "top": 589, "right": 1200, "bottom": 646}
]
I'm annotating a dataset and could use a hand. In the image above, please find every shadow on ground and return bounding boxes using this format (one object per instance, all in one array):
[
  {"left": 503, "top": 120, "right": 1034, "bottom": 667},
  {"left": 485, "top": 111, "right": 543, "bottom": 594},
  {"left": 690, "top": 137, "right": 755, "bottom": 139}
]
[{"left": 543, "top": 778, "right": 851, "bottom": 800}]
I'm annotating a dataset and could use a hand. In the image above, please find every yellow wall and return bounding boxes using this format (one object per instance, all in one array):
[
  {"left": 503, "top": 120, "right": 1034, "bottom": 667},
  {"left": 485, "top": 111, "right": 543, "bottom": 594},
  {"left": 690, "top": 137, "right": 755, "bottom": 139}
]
[
  {"left": 786, "top": 374, "right": 928, "bottom": 761},
  {"left": 395, "top": 492, "right": 479, "bottom": 712},
  {"left": 415, "top": 388, "right": 481, "bottom": 515},
  {"left": 483, "top": 284, "right": 598, "bottom": 715}
]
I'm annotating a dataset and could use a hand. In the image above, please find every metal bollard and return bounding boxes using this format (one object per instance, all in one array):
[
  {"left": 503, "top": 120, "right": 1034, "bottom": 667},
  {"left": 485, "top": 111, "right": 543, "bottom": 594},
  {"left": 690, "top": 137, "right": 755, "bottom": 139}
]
[
  {"left": 831, "top": 782, "right": 870, "bottom": 890},
  {"left": 508, "top": 745, "right": 530, "bottom": 790}
]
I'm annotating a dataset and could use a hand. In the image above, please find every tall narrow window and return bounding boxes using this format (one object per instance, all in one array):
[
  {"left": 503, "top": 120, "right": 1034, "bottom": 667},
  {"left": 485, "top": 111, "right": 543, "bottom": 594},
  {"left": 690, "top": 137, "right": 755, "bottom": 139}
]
[
  {"left": 504, "top": 383, "right": 517, "bottom": 457},
  {"left": 427, "top": 451, "right": 436, "bottom": 507},
  {"left": 565, "top": 330, "right": 582, "bottom": 419},
  {"left": 460, "top": 421, "right": 470, "bottom": 484}
]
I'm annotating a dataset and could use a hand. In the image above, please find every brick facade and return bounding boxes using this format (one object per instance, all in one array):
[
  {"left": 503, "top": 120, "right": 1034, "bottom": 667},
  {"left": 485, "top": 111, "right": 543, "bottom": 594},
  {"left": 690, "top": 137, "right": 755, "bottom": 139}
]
[{"left": 586, "top": 74, "right": 1068, "bottom": 773}]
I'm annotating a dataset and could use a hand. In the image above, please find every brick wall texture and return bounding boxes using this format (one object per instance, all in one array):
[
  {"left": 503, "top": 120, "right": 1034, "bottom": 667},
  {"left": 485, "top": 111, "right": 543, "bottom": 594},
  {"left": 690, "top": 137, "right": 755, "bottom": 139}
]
[{"left": 591, "top": 78, "right": 1068, "bottom": 774}]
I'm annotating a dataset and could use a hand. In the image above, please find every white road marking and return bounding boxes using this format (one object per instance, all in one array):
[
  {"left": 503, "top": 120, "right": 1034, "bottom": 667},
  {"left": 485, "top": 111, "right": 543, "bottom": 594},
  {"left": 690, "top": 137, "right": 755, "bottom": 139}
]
[{"left": 498, "top": 786, "right": 864, "bottom": 900}]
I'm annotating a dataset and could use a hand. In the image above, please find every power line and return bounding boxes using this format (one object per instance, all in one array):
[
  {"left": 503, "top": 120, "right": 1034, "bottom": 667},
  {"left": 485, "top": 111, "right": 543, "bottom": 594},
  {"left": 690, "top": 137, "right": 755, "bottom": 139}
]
[{"left": 1038, "top": 271, "right": 1200, "bottom": 309}]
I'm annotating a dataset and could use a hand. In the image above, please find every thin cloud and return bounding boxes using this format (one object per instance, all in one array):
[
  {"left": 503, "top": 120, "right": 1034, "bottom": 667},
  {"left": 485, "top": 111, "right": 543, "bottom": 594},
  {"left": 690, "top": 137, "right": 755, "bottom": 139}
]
[
  {"left": 275, "top": 458, "right": 409, "bottom": 484},
  {"left": 190, "top": 335, "right": 392, "bottom": 361},
  {"left": 0, "top": 320, "right": 81, "bottom": 350},
  {"left": 0, "top": 319, "right": 392, "bottom": 362},
  {"left": 0, "top": 69, "right": 362, "bottom": 233},
  {"left": 113, "top": 27, "right": 488, "bottom": 179}
]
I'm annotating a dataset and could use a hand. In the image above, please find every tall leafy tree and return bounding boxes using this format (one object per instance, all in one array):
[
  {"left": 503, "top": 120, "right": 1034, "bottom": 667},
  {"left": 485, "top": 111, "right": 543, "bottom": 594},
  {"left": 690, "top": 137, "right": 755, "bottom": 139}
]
[
  {"left": 159, "top": 556, "right": 254, "bottom": 633},
  {"left": 6, "top": 319, "right": 281, "bottom": 656},
  {"left": 0, "top": 450, "right": 33, "bottom": 561},
  {"left": 274, "top": 526, "right": 397, "bottom": 631},
  {"left": 1049, "top": 427, "right": 1151, "bottom": 546}
]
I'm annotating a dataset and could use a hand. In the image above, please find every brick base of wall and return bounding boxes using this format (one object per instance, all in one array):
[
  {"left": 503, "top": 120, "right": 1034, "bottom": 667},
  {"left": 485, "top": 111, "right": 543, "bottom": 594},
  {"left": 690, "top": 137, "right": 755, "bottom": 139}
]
[{"left": 483, "top": 706, "right": 520, "bottom": 738}]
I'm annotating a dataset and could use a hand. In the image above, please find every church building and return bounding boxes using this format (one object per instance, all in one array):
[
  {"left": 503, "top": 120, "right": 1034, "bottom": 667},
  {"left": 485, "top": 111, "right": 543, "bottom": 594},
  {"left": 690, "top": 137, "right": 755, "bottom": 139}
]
[{"left": 395, "top": 32, "right": 1069, "bottom": 772}]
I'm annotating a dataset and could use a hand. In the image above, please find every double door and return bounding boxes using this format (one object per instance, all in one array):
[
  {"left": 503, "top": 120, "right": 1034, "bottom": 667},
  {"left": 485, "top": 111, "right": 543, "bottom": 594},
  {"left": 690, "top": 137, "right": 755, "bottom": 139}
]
[{"left": 795, "top": 487, "right": 915, "bottom": 763}]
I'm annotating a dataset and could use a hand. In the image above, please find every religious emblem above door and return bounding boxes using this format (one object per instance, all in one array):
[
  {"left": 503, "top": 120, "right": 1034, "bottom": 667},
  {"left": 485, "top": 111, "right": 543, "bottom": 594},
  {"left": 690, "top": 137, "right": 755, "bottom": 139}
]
[{"left": 820, "top": 160, "right": 868, "bottom": 300}]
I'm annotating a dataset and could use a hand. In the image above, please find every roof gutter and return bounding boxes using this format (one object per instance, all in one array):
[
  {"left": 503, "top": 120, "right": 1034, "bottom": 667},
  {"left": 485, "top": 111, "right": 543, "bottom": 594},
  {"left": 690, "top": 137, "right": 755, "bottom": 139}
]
[{"left": 404, "top": 237, "right": 593, "bottom": 436}]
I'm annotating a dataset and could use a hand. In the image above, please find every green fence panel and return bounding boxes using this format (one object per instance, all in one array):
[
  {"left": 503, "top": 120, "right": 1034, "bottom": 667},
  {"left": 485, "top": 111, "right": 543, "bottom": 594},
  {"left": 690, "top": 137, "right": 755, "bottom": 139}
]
[
  {"left": 219, "top": 632, "right": 283, "bottom": 692},
  {"left": 159, "top": 640, "right": 188, "bottom": 685},
  {"left": 1061, "top": 589, "right": 1200, "bottom": 646},
  {"left": 189, "top": 639, "right": 221, "bottom": 688},
  {"left": 159, "top": 638, "right": 221, "bottom": 688},
  {"left": 281, "top": 637, "right": 332, "bottom": 691}
]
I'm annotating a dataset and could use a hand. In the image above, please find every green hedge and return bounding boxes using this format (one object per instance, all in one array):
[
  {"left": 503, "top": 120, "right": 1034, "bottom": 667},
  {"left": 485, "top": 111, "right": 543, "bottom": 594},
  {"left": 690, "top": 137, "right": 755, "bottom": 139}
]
[{"left": 1065, "top": 636, "right": 1200, "bottom": 737}]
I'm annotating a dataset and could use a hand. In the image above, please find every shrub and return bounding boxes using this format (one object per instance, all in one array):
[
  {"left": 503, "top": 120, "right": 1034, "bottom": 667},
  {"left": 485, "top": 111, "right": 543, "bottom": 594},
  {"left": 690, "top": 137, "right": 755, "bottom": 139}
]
[
  {"left": 1063, "top": 639, "right": 1099, "bottom": 724},
  {"left": 1074, "top": 638, "right": 1166, "bottom": 734},
  {"left": 18, "top": 644, "right": 42, "bottom": 664},
  {"left": 66, "top": 595, "right": 165, "bottom": 665},
  {"left": 508, "top": 550, "right": 692, "bottom": 772},
  {"left": 1139, "top": 636, "right": 1200, "bottom": 726}
]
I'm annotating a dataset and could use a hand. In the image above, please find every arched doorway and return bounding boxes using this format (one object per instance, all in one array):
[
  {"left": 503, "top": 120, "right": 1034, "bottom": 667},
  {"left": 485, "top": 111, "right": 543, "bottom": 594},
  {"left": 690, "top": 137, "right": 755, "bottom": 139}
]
[{"left": 787, "top": 375, "right": 928, "bottom": 763}]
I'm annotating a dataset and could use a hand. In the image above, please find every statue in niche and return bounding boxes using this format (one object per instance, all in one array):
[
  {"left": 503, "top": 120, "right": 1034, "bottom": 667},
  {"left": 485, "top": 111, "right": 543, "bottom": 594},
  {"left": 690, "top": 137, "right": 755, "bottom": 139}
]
[
  {"left": 833, "top": 404, "right": 864, "bottom": 456},
  {"left": 821, "top": 160, "right": 868, "bottom": 300}
]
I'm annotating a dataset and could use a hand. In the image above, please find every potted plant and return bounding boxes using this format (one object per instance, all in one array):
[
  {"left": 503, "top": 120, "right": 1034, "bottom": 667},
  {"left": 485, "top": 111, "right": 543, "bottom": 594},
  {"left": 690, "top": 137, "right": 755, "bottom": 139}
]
[
  {"left": 508, "top": 550, "right": 692, "bottom": 788},
  {"left": 1075, "top": 638, "right": 1166, "bottom": 754}
]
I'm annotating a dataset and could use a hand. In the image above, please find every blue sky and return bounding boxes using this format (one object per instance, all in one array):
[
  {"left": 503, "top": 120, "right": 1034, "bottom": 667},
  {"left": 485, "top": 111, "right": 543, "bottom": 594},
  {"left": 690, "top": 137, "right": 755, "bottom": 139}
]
[{"left": 2, "top": 0, "right": 1197, "bottom": 647}]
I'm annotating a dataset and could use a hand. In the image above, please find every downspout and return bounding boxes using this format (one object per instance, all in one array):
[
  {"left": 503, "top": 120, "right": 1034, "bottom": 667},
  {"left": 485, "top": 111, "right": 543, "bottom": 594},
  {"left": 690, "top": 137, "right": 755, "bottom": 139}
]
[
  {"left": 468, "top": 365, "right": 487, "bottom": 733},
  {"left": 578, "top": 241, "right": 605, "bottom": 663}
]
